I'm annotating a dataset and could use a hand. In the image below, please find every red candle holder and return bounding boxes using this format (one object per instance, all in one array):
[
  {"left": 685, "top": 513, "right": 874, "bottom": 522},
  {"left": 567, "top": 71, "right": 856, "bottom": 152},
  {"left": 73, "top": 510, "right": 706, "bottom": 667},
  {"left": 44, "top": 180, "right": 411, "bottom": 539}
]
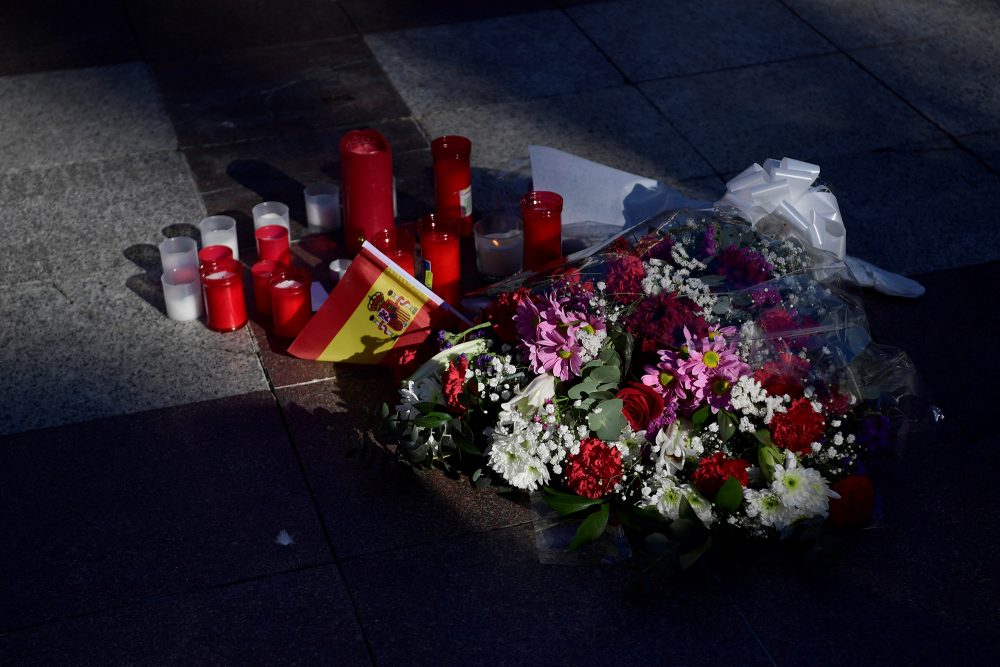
[
  {"left": 255, "top": 224, "right": 291, "bottom": 265},
  {"left": 418, "top": 213, "right": 461, "bottom": 306},
  {"left": 251, "top": 259, "right": 285, "bottom": 316},
  {"left": 520, "top": 191, "right": 563, "bottom": 270},
  {"left": 370, "top": 226, "right": 416, "bottom": 277},
  {"left": 340, "top": 129, "right": 394, "bottom": 256},
  {"left": 198, "top": 245, "right": 234, "bottom": 276},
  {"left": 268, "top": 266, "right": 313, "bottom": 339},
  {"left": 431, "top": 135, "right": 473, "bottom": 237},
  {"left": 202, "top": 258, "right": 248, "bottom": 332}
]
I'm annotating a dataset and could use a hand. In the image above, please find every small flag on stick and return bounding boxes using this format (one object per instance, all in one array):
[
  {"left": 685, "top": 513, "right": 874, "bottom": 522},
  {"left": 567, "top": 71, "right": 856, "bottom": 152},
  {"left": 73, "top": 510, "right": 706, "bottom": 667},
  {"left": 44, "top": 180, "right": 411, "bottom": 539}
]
[{"left": 288, "top": 242, "right": 466, "bottom": 364}]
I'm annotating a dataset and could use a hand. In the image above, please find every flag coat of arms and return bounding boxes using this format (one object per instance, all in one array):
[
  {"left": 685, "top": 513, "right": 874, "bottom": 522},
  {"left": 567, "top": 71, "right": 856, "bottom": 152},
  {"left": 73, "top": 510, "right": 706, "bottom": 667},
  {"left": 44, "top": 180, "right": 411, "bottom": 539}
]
[{"left": 288, "top": 242, "right": 463, "bottom": 363}]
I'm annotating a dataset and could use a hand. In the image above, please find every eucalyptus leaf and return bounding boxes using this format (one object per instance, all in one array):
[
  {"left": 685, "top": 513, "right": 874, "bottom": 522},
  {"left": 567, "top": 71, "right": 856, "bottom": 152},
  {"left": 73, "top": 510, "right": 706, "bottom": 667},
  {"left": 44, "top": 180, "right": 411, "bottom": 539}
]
[
  {"left": 714, "top": 476, "right": 743, "bottom": 512},
  {"left": 588, "top": 398, "right": 626, "bottom": 441},
  {"left": 712, "top": 297, "right": 733, "bottom": 315},
  {"left": 569, "top": 503, "right": 610, "bottom": 550},
  {"left": 591, "top": 365, "right": 621, "bottom": 385}
]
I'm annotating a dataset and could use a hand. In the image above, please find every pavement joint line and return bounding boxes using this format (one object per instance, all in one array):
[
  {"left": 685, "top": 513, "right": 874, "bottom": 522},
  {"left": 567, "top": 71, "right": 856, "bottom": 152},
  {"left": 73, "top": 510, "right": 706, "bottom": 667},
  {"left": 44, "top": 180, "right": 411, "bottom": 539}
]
[
  {"left": 630, "top": 48, "right": 842, "bottom": 86},
  {"left": 710, "top": 571, "right": 779, "bottom": 667},
  {"left": 271, "top": 375, "right": 341, "bottom": 391}
]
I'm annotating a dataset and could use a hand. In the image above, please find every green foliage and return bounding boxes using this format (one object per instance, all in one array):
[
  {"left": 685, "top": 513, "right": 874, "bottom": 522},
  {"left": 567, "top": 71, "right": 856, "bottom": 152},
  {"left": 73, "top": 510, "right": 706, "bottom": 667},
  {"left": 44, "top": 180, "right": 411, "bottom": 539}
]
[
  {"left": 717, "top": 409, "right": 737, "bottom": 442},
  {"left": 588, "top": 398, "right": 626, "bottom": 441},
  {"left": 714, "top": 476, "right": 743, "bottom": 512},
  {"left": 569, "top": 503, "right": 610, "bottom": 551},
  {"left": 543, "top": 487, "right": 605, "bottom": 516},
  {"left": 758, "top": 444, "right": 783, "bottom": 483}
]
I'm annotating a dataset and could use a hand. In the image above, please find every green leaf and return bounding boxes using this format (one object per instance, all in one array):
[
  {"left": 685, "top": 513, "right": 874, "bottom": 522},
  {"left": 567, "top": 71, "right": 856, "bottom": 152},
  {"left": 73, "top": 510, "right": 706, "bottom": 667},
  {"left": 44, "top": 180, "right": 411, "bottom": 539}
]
[
  {"left": 569, "top": 503, "right": 609, "bottom": 550},
  {"left": 714, "top": 476, "right": 743, "bottom": 512},
  {"left": 472, "top": 468, "right": 482, "bottom": 482},
  {"left": 611, "top": 331, "right": 634, "bottom": 372},
  {"left": 588, "top": 391, "right": 615, "bottom": 402},
  {"left": 543, "top": 488, "right": 605, "bottom": 516},
  {"left": 712, "top": 297, "right": 733, "bottom": 315},
  {"left": 754, "top": 428, "right": 773, "bottom": 447},
  {"left": 414, "top": 411, "right": 452, "bottom": 428},
  {"left": 717, "top": 410, "right": 736, "bottom": 442},
  {"left": 590, "top": 365, "right": 621, "bottom": 385},
  {"left": 452, "top": 432, "right": 480, "bottom": 455},
  {"left": 758, "top": 444, "right": 783, "bottom": 483},
  {"left": 567, "top": 379, "right": 598, "bottom": 400},
  {"left": 588, "top": 398, "right": 626, "bottom": 441},
  {"left": 380, "top": 403, "right": 390, "bottom": 419},
  {"left": 691, "top": 405, "right": 712, "bottom": 426}
]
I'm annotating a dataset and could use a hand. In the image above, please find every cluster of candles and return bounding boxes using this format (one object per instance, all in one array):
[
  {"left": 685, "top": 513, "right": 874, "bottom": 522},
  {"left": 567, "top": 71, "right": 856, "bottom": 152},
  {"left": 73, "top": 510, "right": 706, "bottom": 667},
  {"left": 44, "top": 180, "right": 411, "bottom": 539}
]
[{"left": 159, "top": 129, "right": 567, "bottom": 334}]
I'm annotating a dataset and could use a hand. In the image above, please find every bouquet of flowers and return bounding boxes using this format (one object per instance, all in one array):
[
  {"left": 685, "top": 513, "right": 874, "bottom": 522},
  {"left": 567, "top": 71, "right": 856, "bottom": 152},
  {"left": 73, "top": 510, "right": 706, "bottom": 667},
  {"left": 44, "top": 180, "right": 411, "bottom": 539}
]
[{"left": 382, "top": 207, "right": 928, "bottom": 565}]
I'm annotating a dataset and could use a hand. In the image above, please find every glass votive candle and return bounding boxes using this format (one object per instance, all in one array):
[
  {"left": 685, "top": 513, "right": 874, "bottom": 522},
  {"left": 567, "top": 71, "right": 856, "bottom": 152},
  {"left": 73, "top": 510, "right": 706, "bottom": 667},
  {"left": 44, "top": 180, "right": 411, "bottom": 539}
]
[
  {"left": 161, "top": 266, "right": 204, "bottom": 321},
  {"left": 255, "top": 224, "right": 291, "bottom": 265},
  {"left": 268, "top": 266, "right": 313, "bottom": 338},
  {"left": 431, "top": 135, "right": 473, "bottom": 237},
  {"left": 418, "top": 213, "right": 461, "bottom": 306},
  {"left": 371, "top": 226, "right": 416, "bottom": 276},
  {"left": 520, "top": 191, "right": 563, "bottom": 271},
  {"left": 202, "top": 258, "right": 248, "bottom": 332},
  {"left": 251, "top": 259, "right": 284, "bottom": 316},
  {"left": 159, "top": 236, "right": 199, "bottom": 274},
  {"left": 303, "top": 183, "right": 341, "bottom": 233},
  {"left": 199, "top": 215, "right": 239, "bottom": 261},
  {"left": 252, "top": 201, "right": 290, "bottom": 231},
  {"left": 474, "top": 218, "right": 523, "bottom": 281},
  {"left": 198, "top": 245, "right": 234, "bottom": 276}
]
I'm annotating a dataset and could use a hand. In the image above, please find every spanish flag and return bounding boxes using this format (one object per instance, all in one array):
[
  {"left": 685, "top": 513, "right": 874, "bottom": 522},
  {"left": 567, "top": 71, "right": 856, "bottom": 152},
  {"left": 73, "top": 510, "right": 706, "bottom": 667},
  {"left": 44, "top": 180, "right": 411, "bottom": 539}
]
[{"left": 288, "top": 242, "right": 466, "bottom": 364}]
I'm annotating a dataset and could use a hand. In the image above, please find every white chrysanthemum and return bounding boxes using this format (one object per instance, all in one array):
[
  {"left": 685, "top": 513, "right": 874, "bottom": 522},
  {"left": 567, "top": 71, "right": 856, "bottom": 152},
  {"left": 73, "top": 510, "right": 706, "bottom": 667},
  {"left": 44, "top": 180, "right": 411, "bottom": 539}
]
[
  {"left": 685, "top": 489, "right": 715, "bottom": 526},
  {"left": 743, "top": 488, "right": 799, "bottom": 532},
  {"left": 641, "top": 474, "right": 685, "bottom": 520},
  {"left": 772, "top": 463, "right": 839, "bottom": 516}
]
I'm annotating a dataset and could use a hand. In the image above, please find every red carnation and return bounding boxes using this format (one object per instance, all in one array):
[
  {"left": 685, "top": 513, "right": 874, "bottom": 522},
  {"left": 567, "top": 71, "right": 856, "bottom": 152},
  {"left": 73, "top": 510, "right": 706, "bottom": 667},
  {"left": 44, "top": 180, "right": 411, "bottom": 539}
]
[
  {"left": 605, "top": 255, "right": 645, "bottom": 303},
  {"left": 769, "top": 398, "right": 825, "bottom": 454},
  {"left": 616, "top": 382, "right": 665, "bottom": 431},
  {"left": 828, "top": 475, "right": 875, "bottom": 526},
  {"left": 484, "top": 288, "right": 530, "bottom": 343},
  {"left": 754, "top": 352, "right": 810, "bottom": 399},
  {"left": 441, "top": 356, "right": 470, "bottom": 415},
  {"left": 690, "top": 451, "right": 749, "bottom": 499},
  {"left": 564, "top": 437, "right": 623, "bottom": 499}
]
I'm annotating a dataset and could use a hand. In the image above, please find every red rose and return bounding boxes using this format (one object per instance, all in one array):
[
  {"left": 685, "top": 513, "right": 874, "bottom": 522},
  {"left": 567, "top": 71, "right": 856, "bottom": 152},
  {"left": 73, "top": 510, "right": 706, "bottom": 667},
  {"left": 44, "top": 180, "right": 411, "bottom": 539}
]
[
  {"left": 769, "top": 398, "right": 825, "bottom": 454},
  {"left": 690, "top": 451, "right": 750, "bottom": 498},
  {"left": 828, "top": 475, "right": 875, "bottom": 526},
  {"left": 441, "top": 356, "right": 470, "bottom": 415},
  {"left": 564, "top": 437, "right": 623, "bottom": 499},
  {"left": 484, "top": 288, "right": 531, "bottom": 343},
  {"left": 616, "top": 382, "right": 665, "bottom": 431}
]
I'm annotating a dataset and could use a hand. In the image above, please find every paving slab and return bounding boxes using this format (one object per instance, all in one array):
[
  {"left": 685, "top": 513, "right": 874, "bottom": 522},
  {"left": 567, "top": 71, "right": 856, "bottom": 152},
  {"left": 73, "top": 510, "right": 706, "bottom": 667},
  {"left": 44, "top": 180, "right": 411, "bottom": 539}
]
[
  {"left": 0, "top": 565, "right": 371, "bottom": 665},
  {"left": 0, "top": 263, "right": 266, "bottom": 435},
  {"left": 960, "top": 129, "right": 1000, "bottom": 173},
  {"left": 0, "top": 2, "right": 139, "bottom": 76},
  {"left": 806, "top": 142, "right": 1000, "bottom": 275},
  {"left": 641, "top": 53, "right": 946, "bottom": 173},
  {"left": 276, "top": 378, "right": 534, "bottom": 560},
  {"left": 366, "top": 11, "right": 623, "bottom": 117},
  {"left": 154, "top": 38, "right": 410, "bottom": 149},
  {"left": 0, "top": 391, "right": 331, "bottom": 629},
  {"left": 341, "top": 524, "right": 773, "bottom": 666},
  {"left": 851, "top": 27, "right": 1000, "bottom": 136},
  {"left": 0, "top": 151, "right": 207, "bottom": 287},
  {"left": 784, "top": 0, "right": 1000, "bottom": 50},
  {"left": 342, "top": 0, "right": 556, "bottom": 33},
  {"left": 418, "top": 85, "right": 715, "bottom": 189},
  {"left": 568, "top": 0, "right": 834, "bottom": 82},
  {"left": 126, "top": 0, "right": 356, "bottom": 62},
  {"left": 0, "top": 63, "right": 176, "bottom": 173}
]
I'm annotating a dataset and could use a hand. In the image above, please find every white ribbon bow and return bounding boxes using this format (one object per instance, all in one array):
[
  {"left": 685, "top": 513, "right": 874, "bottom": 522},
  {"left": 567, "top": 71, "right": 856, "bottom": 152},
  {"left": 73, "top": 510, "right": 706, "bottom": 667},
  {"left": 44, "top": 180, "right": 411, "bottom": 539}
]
[{"left": 719, "top": 157, "right": 924, "bottom": 297}]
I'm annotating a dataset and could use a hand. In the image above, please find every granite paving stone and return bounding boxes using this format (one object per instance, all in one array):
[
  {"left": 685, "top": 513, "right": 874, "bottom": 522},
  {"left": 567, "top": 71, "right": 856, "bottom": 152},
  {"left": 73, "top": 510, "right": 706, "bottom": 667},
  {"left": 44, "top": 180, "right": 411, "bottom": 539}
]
[
  {"left": 418, "top": 85, "right": 715, "bottom": 191},
  {"left": 0, "top": 2, "right": 139, "bottom": 76},
  {"left": 0, "top": 565, "right": 371, "bottom": 665},
  {"left": 851, "top": 27, "right": 1000, "bottom": 136},
  {"left": 153, "top": 38, "right": 410, "bottom": 149},
  {"left": 640, "top": 53, "right": 947, "bottom": 174},
  {"left": 784, "top": 0, "right": 1000, "bottom": 50},
  {"left": 341, "top": 0, "right": 556, "bottom": 33},
  {"left": 365, "top": 11, "right": 624, "bottom": 117},
  {"left": 0, "top": 264, "right": 266, "bottom": 435},
  {"left": 126, "top": 0, "right": 356, "bottom": 62},
  {"left": 0, "top": 152, "right": 207, "bottom": 286},
  {"left": 340, "top": 524, "right": 773, "bottom": 666},
  {"left": 0, "top": 63, "right": 176, "bottom": 173},
  {"left": 960, "top": 129, "right": 1000, "bottom": 173},
  {"left": 799, "top": 142, "right": 1000, "bottom": 275},
  {"left": 568, "top": 0, "right": 834, "bottom": 82},
  {"left": 276, "top": 378, "right": 534, "bottom": 559},
  {"left": 0, "top": 391, "right": 331, "bottom": 629}
]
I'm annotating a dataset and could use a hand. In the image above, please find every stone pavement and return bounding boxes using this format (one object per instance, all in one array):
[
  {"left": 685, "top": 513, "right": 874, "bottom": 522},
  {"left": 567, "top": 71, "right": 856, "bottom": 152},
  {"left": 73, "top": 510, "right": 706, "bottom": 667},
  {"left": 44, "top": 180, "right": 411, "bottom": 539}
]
[{"left": 1, "top": 0, "right": 997, "bottom": 663}]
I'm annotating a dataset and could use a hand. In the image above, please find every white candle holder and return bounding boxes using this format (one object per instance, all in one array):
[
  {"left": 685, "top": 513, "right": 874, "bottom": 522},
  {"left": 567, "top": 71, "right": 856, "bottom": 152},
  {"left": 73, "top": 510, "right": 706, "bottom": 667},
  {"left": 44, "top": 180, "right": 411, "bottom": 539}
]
[
  {"left": 474, "top": 217, "right": 523, "bottom": 281},
  {"left": 158, "top": 236, "right": 199, "bottom": 274},
  {"left": 161, "top": 266, "right": 204, "bottom": 321},
  {"left": 199, "top": 215, "right": 240, "bottom": 260},
  {"left": 303, "top": 183, "right": 341, "bottom": 233},
  {"left": 252, "top": 201, "right": 290, "bottom": 231}
]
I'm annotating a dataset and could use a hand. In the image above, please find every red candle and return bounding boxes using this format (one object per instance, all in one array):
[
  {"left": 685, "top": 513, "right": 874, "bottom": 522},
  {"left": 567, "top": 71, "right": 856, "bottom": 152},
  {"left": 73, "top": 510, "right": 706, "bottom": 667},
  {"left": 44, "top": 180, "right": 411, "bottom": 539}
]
[
  {"left": 255, "top": 224, "right": 291, "bottom": 265},
  {"left": 418, "top": 213, "right": 461, "bottom": 306},
  {"left": 340, "top": 129, "right": 394, "bottom": 256},
  {"left": 268, "top": 266, "right": 313, "bottom": 338},
  {"left": 521, "top": 191, "right": 563, "bottom": 270},
  {"left": 202, "top": 258, "right": 247, "bottom": 332},
  {"left": 431, "top": 135, "right": 472, "bottom": 237},
  {"left": 251, "top": 259, "right": 284, "bottom": 315},
  {"left": 370, "top": 226, "right": 416, "bottom": 276},
  {"left": 199, "top": 245, "right": 233, "bottom": 275}
]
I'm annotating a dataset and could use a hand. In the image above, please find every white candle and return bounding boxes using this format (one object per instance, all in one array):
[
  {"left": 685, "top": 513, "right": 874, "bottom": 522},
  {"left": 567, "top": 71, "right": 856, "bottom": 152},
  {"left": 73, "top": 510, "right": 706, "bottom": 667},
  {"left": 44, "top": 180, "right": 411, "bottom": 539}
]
[
  {"left": 475, "top": 229, "right": 523, "bottom": 279},
  {"left": 162, "top": 266, "right": 203, "bottom": 321},
  {"left": 304, "top": 184, "right": 341, "bottom": 233},
  {"left": 199, "top": 215, "right": 240, "bottom": 260},
  {"left": 252, "top": 201, "right": 291, "bottom": 230}
]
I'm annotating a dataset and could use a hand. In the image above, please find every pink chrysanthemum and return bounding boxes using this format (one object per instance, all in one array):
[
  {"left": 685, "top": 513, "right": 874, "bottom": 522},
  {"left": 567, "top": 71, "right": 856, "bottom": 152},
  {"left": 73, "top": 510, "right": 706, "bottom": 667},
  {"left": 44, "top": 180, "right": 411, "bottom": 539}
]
[
  {"left": 678, "top": 327, "right": 750, "bottom": 413},
  {"left": 527, "top": 325, "right": 583, "bottom": 380},
  {"left": 641, "top": 348, "right": 687, "bottom": 412},
  {"left": 514, "top": 296, "right": 541, "bottom": 343}
]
